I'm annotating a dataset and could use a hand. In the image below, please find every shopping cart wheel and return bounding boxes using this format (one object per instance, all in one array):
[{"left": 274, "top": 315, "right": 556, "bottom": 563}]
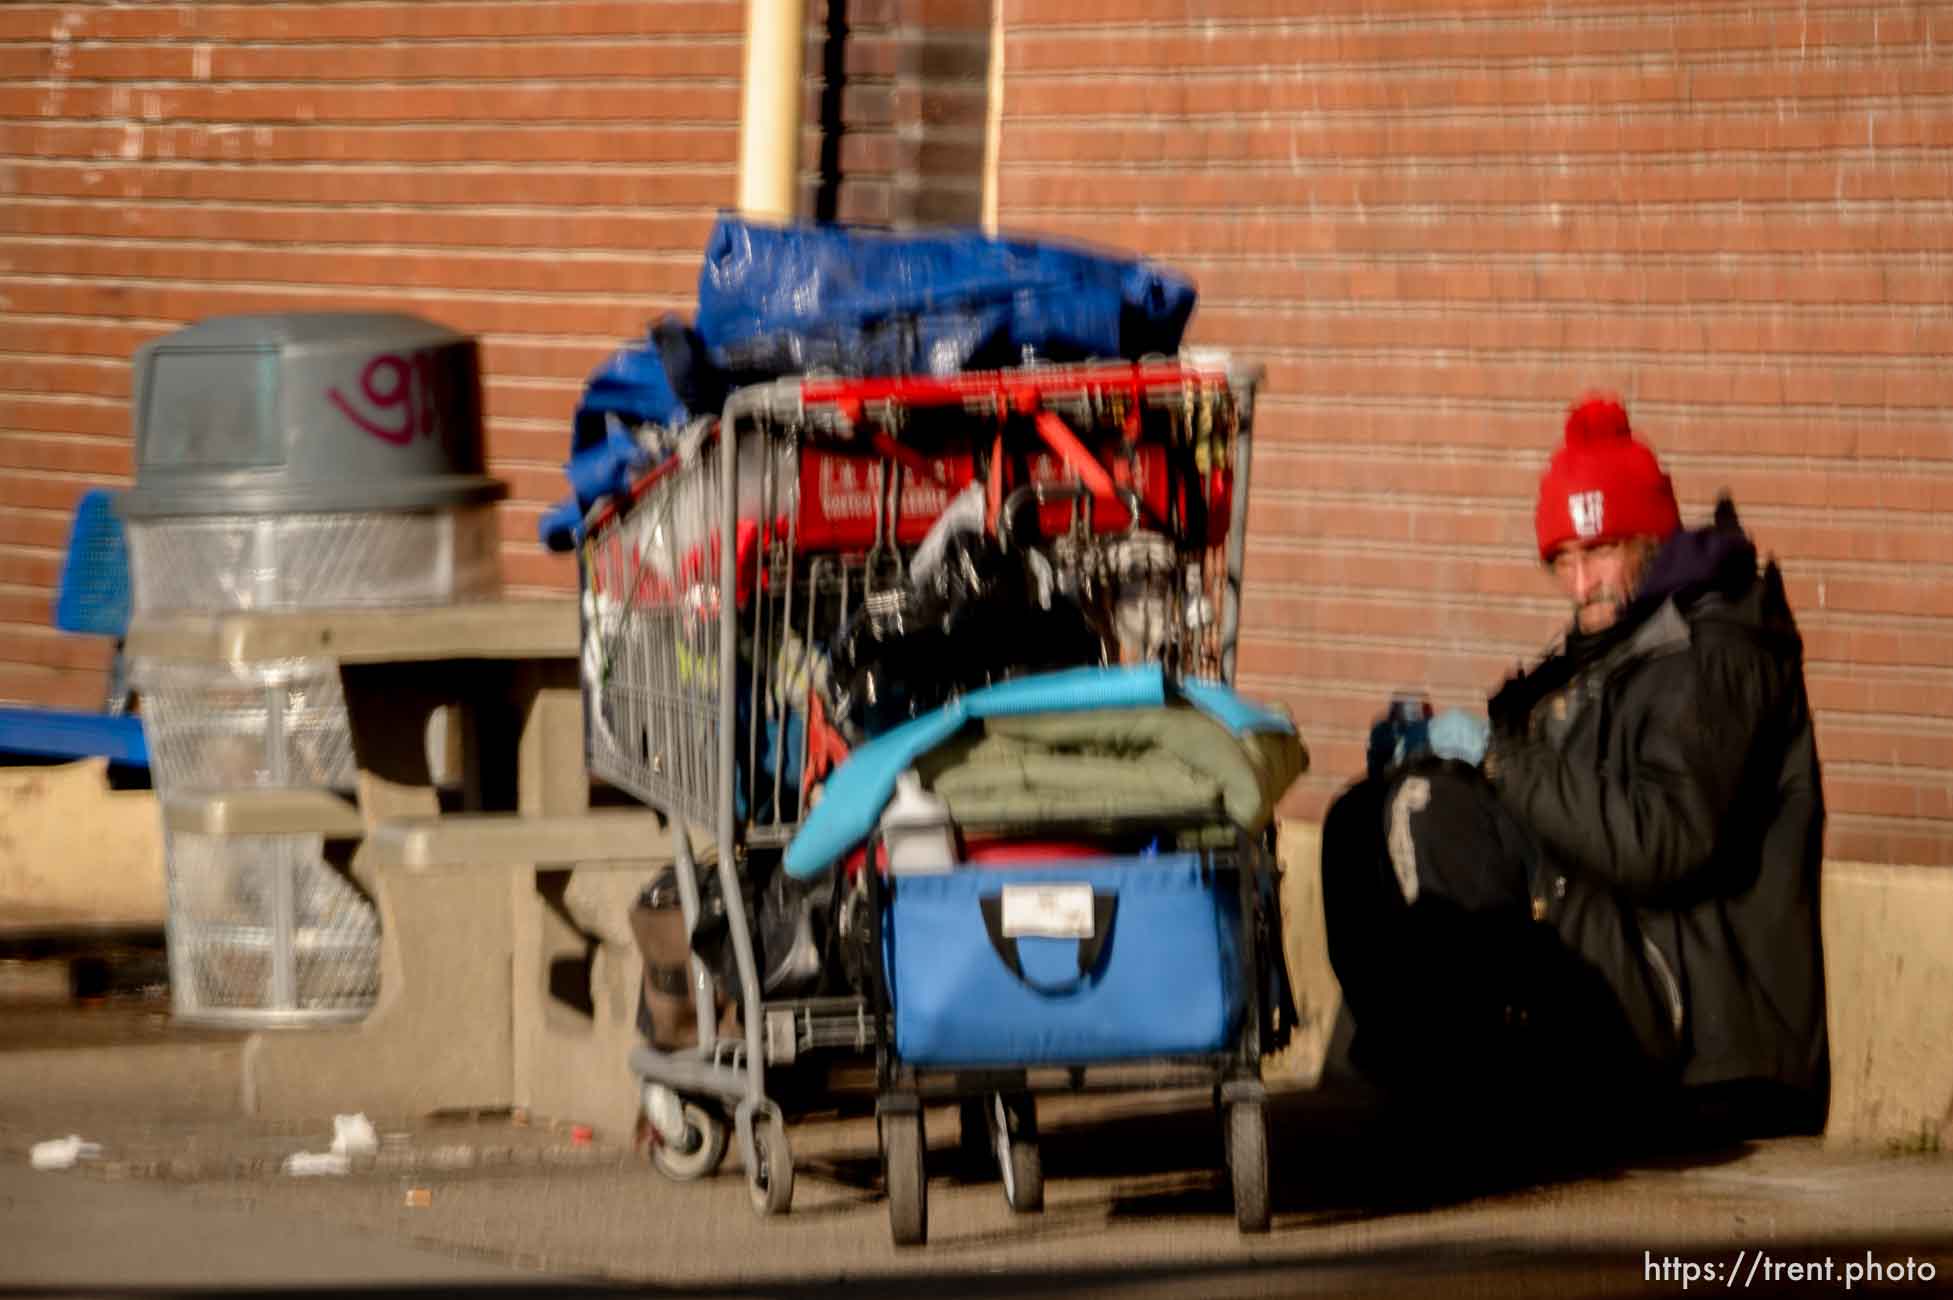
[
  {"left": 747, "top": 1110, "right": 794, "bottom": 1217},
  {"left": 1225, "top": 1100, "right": 1271, "bottom": 1234},
  {"left": 882, "top": 1110, "right": 928, "bottom": 1247},
  {"left": 643, "top": 1100, "right": 729, "bottom": 1183}
]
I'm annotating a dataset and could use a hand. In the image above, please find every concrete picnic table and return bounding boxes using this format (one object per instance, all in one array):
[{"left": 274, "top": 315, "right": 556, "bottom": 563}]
[{"left": 126, "top": 599, "right": 680, "bottom": 1137}]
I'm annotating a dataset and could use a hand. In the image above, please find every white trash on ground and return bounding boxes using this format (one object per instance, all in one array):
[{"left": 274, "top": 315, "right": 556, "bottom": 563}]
[
  {"left": 281, "top": 1151, "right": 351, "bottom": 1177},
  {"left": 330, "top": 1112, "right": 378, "bottom": 1158},
  {"left": 281, "top": 1112, "right": 379, "bottom": 1176},
  {"left": 29, "top": 1135, "right": 102, "bottom": 1171}
]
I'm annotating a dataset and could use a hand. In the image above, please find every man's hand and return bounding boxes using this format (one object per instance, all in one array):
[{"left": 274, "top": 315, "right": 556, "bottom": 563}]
[{"left": 1427, "top": 709, "right": 1490, "bottom": 765}]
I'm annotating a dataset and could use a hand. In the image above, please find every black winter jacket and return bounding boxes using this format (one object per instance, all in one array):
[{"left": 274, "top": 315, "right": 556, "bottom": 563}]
[{"left": 1486, "top": 503, "right": 1829, "bottom": 1121}]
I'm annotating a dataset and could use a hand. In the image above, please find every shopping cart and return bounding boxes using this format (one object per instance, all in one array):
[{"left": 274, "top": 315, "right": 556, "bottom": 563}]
[{"left": 577, "top": 353, "right": 1283, "bottom": 1231}]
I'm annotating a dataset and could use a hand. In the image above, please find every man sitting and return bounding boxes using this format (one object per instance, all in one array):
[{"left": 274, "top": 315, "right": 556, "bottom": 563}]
[{"left": 1321, "top": 396, "right": 1828, "bottom": 1140}]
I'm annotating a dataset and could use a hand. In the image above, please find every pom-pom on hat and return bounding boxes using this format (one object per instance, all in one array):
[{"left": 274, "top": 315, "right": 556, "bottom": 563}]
[{"left": 1534, "top": 395, "right": 1681, "bottom": 562}]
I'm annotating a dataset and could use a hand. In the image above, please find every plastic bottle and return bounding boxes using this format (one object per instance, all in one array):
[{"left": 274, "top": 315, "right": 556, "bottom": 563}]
[{"left": 879, "top": 770, "right": 957, "bottom": 874}]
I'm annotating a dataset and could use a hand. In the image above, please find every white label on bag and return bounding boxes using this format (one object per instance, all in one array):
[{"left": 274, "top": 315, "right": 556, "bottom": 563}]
[{"left": 1000, "top": 884, "right": 1096, "bottom": 940}]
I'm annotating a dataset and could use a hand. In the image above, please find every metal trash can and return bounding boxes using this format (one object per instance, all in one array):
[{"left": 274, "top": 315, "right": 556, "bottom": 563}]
[
  {"left": 125, "top": 312, "right": 506, "bottom": 1025},
  {"left": 133, "top": 658, "right": 358, "bottom": 792},
  {"left": 161, "top": 827, "right": 379, "bottom": 1025},
  {"left": 120, "top": 312, "right": 506, "bottom": 611}
]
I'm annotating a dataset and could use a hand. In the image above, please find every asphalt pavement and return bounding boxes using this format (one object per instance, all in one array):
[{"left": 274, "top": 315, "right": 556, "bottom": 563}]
[{"left": 5, "top": 998, "right": 1953, "bottom": 1298}]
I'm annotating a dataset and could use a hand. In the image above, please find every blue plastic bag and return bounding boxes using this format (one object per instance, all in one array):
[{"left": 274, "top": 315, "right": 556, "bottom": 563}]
[
  {"left": 539, "top": 420, "right": 662, "bottom": 552},
  {"left": 575, "top": 315, "right": 723, "bottom": 431},
  {"left": 695, "top": 215, "right": 1197, "bottom": 379},
  {"left": 540, "top": 317, "right": 723, "bottom": 551}
]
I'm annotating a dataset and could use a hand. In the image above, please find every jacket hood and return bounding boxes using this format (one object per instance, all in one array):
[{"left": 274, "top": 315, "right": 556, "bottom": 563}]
[
  {"left": 1493, "top": 497, "right": 1801, "bottom": 730},
  {"left": 1634, "top": 496, "right": 1759, "bottom": 615},
  {"left": 1558, "top": 497, "right": 1800, "bottom": 668}
]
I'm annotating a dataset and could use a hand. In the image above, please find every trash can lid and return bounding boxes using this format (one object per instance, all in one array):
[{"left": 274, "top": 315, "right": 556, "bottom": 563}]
[{"left": 122, "top": 312, "right": 508, "bottom": 517}]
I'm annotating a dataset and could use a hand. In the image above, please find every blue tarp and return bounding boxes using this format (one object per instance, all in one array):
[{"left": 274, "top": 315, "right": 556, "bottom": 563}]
[
  {"left": 544, "top": 221, "right": 1199, "bottom": 549},
  {"left": 539, "top": 317, "right": 720, "bottom": 552},
  {"left": 576, "top": 314, "right": 722, "bottom": 431},
  {"left": 696, "top": 215, "right": 1197, "bottom": 379}
]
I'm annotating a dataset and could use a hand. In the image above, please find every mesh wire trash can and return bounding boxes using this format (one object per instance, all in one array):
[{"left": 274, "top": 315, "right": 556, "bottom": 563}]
[
  {"left": 134, "top": 658, "right": 358, "bottom": 791},
  {"left": 163, "top": 830, "right": 379, "bottom": 1024},
  {"left": 125, "top": 312, "right": 508, "bottom": 1025},
  {"left": 127, "top": 506, "right": 500, "bottom": 613}
]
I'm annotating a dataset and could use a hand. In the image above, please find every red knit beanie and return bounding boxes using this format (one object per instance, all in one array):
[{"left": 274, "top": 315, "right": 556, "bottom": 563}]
[{"left": 1534, "top": 395, "right": 1681, "bottom": 562}]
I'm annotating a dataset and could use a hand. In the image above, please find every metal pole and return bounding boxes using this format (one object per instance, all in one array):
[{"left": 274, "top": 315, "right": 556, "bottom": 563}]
[
  {"left": 736, "top": 0, "right": 807, "bottom": 221},
  {"left": 717, "top": 399, "right": 769, "bottom": 1123},
  {"left": 670, "top": 822, "right": 719, "bottom": 1051},
  {"left": 265, "top": 675, "right": 297, "bottom": 1010},
  {"left": 1220, "top": 367, "right": 1262, "bottom": 686}
]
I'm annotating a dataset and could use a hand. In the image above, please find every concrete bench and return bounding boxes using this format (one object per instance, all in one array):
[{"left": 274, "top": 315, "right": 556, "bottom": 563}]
[
  {"left": 126, "top": 600, "right": 589, "bottom": 826},
  {"left": 131, "top": 600, "right": 665, "bottom": 1130},
  {"left": 233, "top": 808, "right": 682, "bottom": 1138},
  {"left": 163, "top": 787, "right": 367, "bottom": 839},
  {"left": 0, "top": 758, "right": 165, "bottom": 935}
]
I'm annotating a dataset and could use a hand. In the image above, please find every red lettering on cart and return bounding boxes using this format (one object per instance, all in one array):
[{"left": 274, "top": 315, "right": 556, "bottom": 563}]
[
  {"left": 810, "top": 454, "right": 959, "bottom": 538},
  {"left": 816, "top": 455, "right": 878, "bottom": 519},
  {"left": 328, "top": 350, "right": 444, "bottom": 446}
]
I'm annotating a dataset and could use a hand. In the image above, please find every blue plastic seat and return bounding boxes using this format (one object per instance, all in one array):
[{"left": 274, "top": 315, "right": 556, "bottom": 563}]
[
  {"left": 54, "top": 488, "right": 133, "bottom": 641},
  {"left": 0, "top": 707, "right": 147, "bottom": 765},
  {"left": 0, "top": 489, "right": 147, "bottom": 769}
]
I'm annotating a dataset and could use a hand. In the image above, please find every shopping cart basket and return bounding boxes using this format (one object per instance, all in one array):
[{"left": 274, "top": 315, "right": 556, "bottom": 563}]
[{"left": 577, "top": 353, "right": 1272, "bottom": 1222}]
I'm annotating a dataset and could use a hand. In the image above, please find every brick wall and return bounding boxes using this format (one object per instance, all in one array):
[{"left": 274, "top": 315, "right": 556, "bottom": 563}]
[
  {"left": 0, "top": 0, "right": 983, "bottom": 716},
  {"left": 805, "top": 0, "right": 990, "bottom": 225},
  {"left": 5, "top": 1, "right": 1950, "bottom": 866},
  {"left": 994, "top": 0, "right": 1953, "bottom": 865},
  {"left": 0, "top": 0, "right": 753, "bottom": 710}
]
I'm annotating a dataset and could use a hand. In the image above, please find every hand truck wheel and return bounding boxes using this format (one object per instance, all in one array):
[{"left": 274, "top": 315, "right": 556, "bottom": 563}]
[
  {"left": 746, "top": 1109, "right": 793, "bottom": 1217},
  {"left": 882, "top": 1108, "right": 928, "bottom": 1247},
  {"left": 1002, "top": 1134, "right": 1043, "bottom": 1214},
  {"left": 1224, "top": 1099, "right": 1271, "bottom": 1234}
]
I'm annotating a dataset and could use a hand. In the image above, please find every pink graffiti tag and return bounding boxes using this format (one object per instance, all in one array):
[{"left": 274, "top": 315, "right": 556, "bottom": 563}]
[{"left": 328, "top": 351, "right": 443, "bottom": 446}]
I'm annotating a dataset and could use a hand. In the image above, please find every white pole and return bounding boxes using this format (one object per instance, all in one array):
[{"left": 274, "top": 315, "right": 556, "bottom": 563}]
[
  {"left": 737, "top": 0, "right": 807, "bottom": 221},
  {"left": 981, "top": 0, "right": 1005, "bottom": 235}
]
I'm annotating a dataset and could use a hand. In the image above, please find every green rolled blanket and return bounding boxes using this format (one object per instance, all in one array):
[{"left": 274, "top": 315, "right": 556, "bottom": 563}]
[{"left": 914, "top": 704, "right": 1307, "bottom": 834}]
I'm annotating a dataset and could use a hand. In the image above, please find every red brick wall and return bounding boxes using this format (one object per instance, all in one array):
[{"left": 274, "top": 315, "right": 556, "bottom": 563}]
[
  {"left": 5, "top": 2, "right": 1950, "bottom": 866},
  {"left": 0, "top": 1, "right": 749, "bottom": 709},
  {"left": 805, "top": 0, "right": 991, "bottom": 225},
  {"left": 995, "top": 1, "right": 1953, "bottom": 865}
]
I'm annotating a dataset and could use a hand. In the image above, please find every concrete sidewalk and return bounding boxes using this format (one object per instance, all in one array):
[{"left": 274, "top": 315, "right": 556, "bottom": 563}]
[
  {"left": 0, "top": 1160, "right": 543, "bottom": 1291},
  {"left": 6, "top": 996, "right": 1953, "bottom": 1297}
]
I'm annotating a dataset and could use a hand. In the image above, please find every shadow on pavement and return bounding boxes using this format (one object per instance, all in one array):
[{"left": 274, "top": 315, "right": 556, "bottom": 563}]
[
  {"left": 1043, "top": 1084, "right": 1757, "bottom": 1228},
  {"left": 749, "top": 1078, "right": 1767, "bottom": 1251},
  {"left": 6, "top": 1231, "right": 1953, "bottom": 1299}
]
